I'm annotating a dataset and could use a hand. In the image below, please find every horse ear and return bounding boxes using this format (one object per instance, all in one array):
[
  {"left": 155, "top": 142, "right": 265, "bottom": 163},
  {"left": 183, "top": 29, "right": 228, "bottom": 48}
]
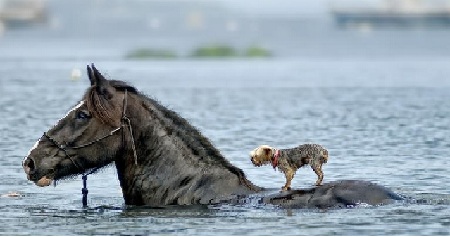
[
  {"left": 87, "top": 64, "right": 113, "bottom": 99},
  {"left": 87, "top": 63, "right": 108, "bottom": 85},
  {"left": 87, "top": 64, "right": 96, "bottom": 86},
  {"left": 91, "top": 64, "right": 106, "bottom": 82}
]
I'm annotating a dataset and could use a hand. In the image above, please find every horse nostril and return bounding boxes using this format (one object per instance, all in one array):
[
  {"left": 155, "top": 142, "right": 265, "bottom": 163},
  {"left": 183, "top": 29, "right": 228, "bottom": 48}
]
[{"left": 24, "top": 157, "right": 36, "bottom": 172}]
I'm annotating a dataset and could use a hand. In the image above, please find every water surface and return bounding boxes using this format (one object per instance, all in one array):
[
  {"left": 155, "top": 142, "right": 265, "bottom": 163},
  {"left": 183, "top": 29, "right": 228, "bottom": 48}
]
[{"left": 1, "top": 58, "right": 450, "bottom": 235}]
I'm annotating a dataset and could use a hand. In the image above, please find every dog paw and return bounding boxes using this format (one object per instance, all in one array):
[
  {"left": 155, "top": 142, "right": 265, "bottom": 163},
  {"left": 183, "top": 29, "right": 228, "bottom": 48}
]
[{"left": 281, "top": 186, "right": 291, "bottom": 191}]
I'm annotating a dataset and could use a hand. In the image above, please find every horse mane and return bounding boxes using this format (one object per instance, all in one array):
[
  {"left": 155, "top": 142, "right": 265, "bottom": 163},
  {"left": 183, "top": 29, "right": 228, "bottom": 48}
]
[{"left": 143, "top": 92, "right": 256, "bottom": 190}]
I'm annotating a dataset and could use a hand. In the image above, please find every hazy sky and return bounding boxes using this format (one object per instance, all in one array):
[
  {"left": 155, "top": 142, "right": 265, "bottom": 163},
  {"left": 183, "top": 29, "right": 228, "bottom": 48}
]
[{"left": 216, "top": 0, "right": 329, "bottom": 16}]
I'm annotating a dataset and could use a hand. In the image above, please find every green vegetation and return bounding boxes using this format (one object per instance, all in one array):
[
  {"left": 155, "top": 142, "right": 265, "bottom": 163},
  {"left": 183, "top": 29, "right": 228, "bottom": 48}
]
[
  {"left": 125, "top": 48, "right": 177, "bottom": 59},
  {"left": 243, "top": 45, "right": 272, "bottom": 58},
  {"left": 125, "top": 44, "right": 273, "bottom": 60},
  {"left": 190, "top": 44, "right": 272, "bottom": 58},
  {"left": 190, "top": 44, "right": 238, "bottom": 58}
]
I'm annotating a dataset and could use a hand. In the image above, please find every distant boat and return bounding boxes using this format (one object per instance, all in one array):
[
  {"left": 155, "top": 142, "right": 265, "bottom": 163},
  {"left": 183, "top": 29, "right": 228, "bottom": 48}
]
[
  {"left": 0, "top": 0, "right": 47, "bottom": 28},
  {"left": 329, "top": 0, "right": 450, "bottom": 28}
]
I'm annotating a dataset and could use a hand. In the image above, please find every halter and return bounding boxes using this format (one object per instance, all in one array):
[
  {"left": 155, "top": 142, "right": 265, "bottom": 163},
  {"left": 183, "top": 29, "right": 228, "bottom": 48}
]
[{"left": 43, "top": 89, "right": 138, "bottom": 207}]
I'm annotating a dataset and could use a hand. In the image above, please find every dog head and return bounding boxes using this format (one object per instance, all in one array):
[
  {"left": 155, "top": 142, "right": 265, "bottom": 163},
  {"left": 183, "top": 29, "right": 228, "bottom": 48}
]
[{"left": 250, "top": 145, "right": 275, "bottom": 167}]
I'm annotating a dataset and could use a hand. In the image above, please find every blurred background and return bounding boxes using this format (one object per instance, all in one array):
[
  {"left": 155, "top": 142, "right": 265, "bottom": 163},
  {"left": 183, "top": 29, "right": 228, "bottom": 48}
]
[{"left": 2, "top": 0, "right": 450, "bottom": 62}]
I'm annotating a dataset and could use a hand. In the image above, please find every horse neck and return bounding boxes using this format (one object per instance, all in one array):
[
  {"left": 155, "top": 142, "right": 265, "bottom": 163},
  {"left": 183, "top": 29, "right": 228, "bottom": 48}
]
[{"left": 114, "top": 94, "right": 261, "bottom": 206}]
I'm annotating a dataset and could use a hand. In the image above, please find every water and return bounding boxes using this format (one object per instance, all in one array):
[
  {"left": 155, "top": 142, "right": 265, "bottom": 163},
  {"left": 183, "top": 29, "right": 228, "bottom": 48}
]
[
  {"left": 1, "top": 58, "right": 449, "bottom": 235},
  {"left": 1, "top": 2, "right": 450, "bottom": 235}
]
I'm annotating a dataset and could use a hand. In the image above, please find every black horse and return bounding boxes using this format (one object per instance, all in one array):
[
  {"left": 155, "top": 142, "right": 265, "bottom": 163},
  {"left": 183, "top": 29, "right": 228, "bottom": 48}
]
[{"left": 23, "top": 64, "right": 402, "bottom": 208}]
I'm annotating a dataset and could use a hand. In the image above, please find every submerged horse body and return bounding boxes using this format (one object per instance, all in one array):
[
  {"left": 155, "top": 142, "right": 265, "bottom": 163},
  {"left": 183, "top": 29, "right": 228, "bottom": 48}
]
[{"left": 23, "top": 65, "right": 402, "bottom": 208}]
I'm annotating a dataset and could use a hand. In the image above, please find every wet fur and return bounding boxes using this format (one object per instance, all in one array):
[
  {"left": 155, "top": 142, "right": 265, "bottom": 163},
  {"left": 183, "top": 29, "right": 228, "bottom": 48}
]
[
  {"left": 25, "top": 64, "right": 260, "bottom": 206},
  {"left": 84, "top": 70, "right": 261, "bottom": 204}
]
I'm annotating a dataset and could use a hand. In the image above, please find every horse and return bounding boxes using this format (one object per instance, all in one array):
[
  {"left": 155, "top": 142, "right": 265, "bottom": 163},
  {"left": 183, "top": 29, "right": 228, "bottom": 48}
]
[{"left": 22, "top": 64, "right": 403, "bottom": 208}]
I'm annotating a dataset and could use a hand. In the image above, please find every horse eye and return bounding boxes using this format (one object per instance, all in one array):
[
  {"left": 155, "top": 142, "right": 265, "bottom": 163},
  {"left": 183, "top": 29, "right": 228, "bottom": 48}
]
[{"left": 76, "top": 111, "right": 90, "bottom": 120}]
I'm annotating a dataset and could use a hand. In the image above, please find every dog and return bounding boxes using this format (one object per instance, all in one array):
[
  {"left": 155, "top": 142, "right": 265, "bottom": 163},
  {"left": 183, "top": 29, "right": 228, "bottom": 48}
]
[{"left": 250, "top": 144, "right": 329, "bottom": 191}]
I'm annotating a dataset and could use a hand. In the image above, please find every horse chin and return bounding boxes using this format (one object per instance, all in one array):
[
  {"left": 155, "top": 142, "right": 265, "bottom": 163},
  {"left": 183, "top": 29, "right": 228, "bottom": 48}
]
[{"left": 35, "top": 176, "right": 53, "bottom": 187}]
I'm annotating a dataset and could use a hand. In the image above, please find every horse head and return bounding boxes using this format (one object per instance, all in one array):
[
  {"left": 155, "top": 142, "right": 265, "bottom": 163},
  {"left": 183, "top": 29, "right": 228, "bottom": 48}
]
[{"left": 23, "top": 64, "right": 136, "bottom": 187}]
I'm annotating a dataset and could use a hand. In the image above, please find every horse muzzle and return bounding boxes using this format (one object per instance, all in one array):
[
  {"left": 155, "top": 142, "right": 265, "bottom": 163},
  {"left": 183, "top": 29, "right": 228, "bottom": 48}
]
[
  {"left": 22, "top": 156, "right": 53, "bottom": 187},
  {"left": 22, "top": 156, "right": 34, "bottom": 177}
]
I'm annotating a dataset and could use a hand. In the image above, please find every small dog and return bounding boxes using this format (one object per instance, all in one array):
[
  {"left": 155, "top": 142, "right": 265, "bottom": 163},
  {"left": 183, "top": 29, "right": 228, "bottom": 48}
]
[{"left": 250, "top": 144, "right": 329, "bottom": 191}]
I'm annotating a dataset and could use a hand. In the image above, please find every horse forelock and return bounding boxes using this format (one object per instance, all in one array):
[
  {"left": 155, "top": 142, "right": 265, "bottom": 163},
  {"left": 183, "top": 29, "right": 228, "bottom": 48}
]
[{"left": 85, "top": 86, "right": 122, "bottom": 126}]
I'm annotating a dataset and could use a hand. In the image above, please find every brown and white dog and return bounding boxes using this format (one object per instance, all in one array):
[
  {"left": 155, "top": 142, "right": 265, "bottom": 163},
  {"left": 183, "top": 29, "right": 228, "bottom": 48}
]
[{"left": 250, "top": 144, "right": 329, "bottom": 191}]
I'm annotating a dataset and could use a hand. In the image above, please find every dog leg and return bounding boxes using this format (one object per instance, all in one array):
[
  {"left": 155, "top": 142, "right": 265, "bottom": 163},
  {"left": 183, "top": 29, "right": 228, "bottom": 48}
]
[
  {"left": 282, "top": 169, "right": 295, "bottom": 191},
  {"left": 312, "top": 164, "right": 324, "bottom": 186}
]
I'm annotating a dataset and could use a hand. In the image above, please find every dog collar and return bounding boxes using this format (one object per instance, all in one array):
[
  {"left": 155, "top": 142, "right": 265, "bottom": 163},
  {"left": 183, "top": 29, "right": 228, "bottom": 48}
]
[{"left": 272, "top": 149, "right": 280, "bottom": 169}]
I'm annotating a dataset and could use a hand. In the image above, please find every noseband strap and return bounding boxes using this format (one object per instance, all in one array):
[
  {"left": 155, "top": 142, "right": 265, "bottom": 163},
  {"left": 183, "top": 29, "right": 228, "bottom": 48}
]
[{"left": 43, "top": 89, "right": 138, "bottom": 206}]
